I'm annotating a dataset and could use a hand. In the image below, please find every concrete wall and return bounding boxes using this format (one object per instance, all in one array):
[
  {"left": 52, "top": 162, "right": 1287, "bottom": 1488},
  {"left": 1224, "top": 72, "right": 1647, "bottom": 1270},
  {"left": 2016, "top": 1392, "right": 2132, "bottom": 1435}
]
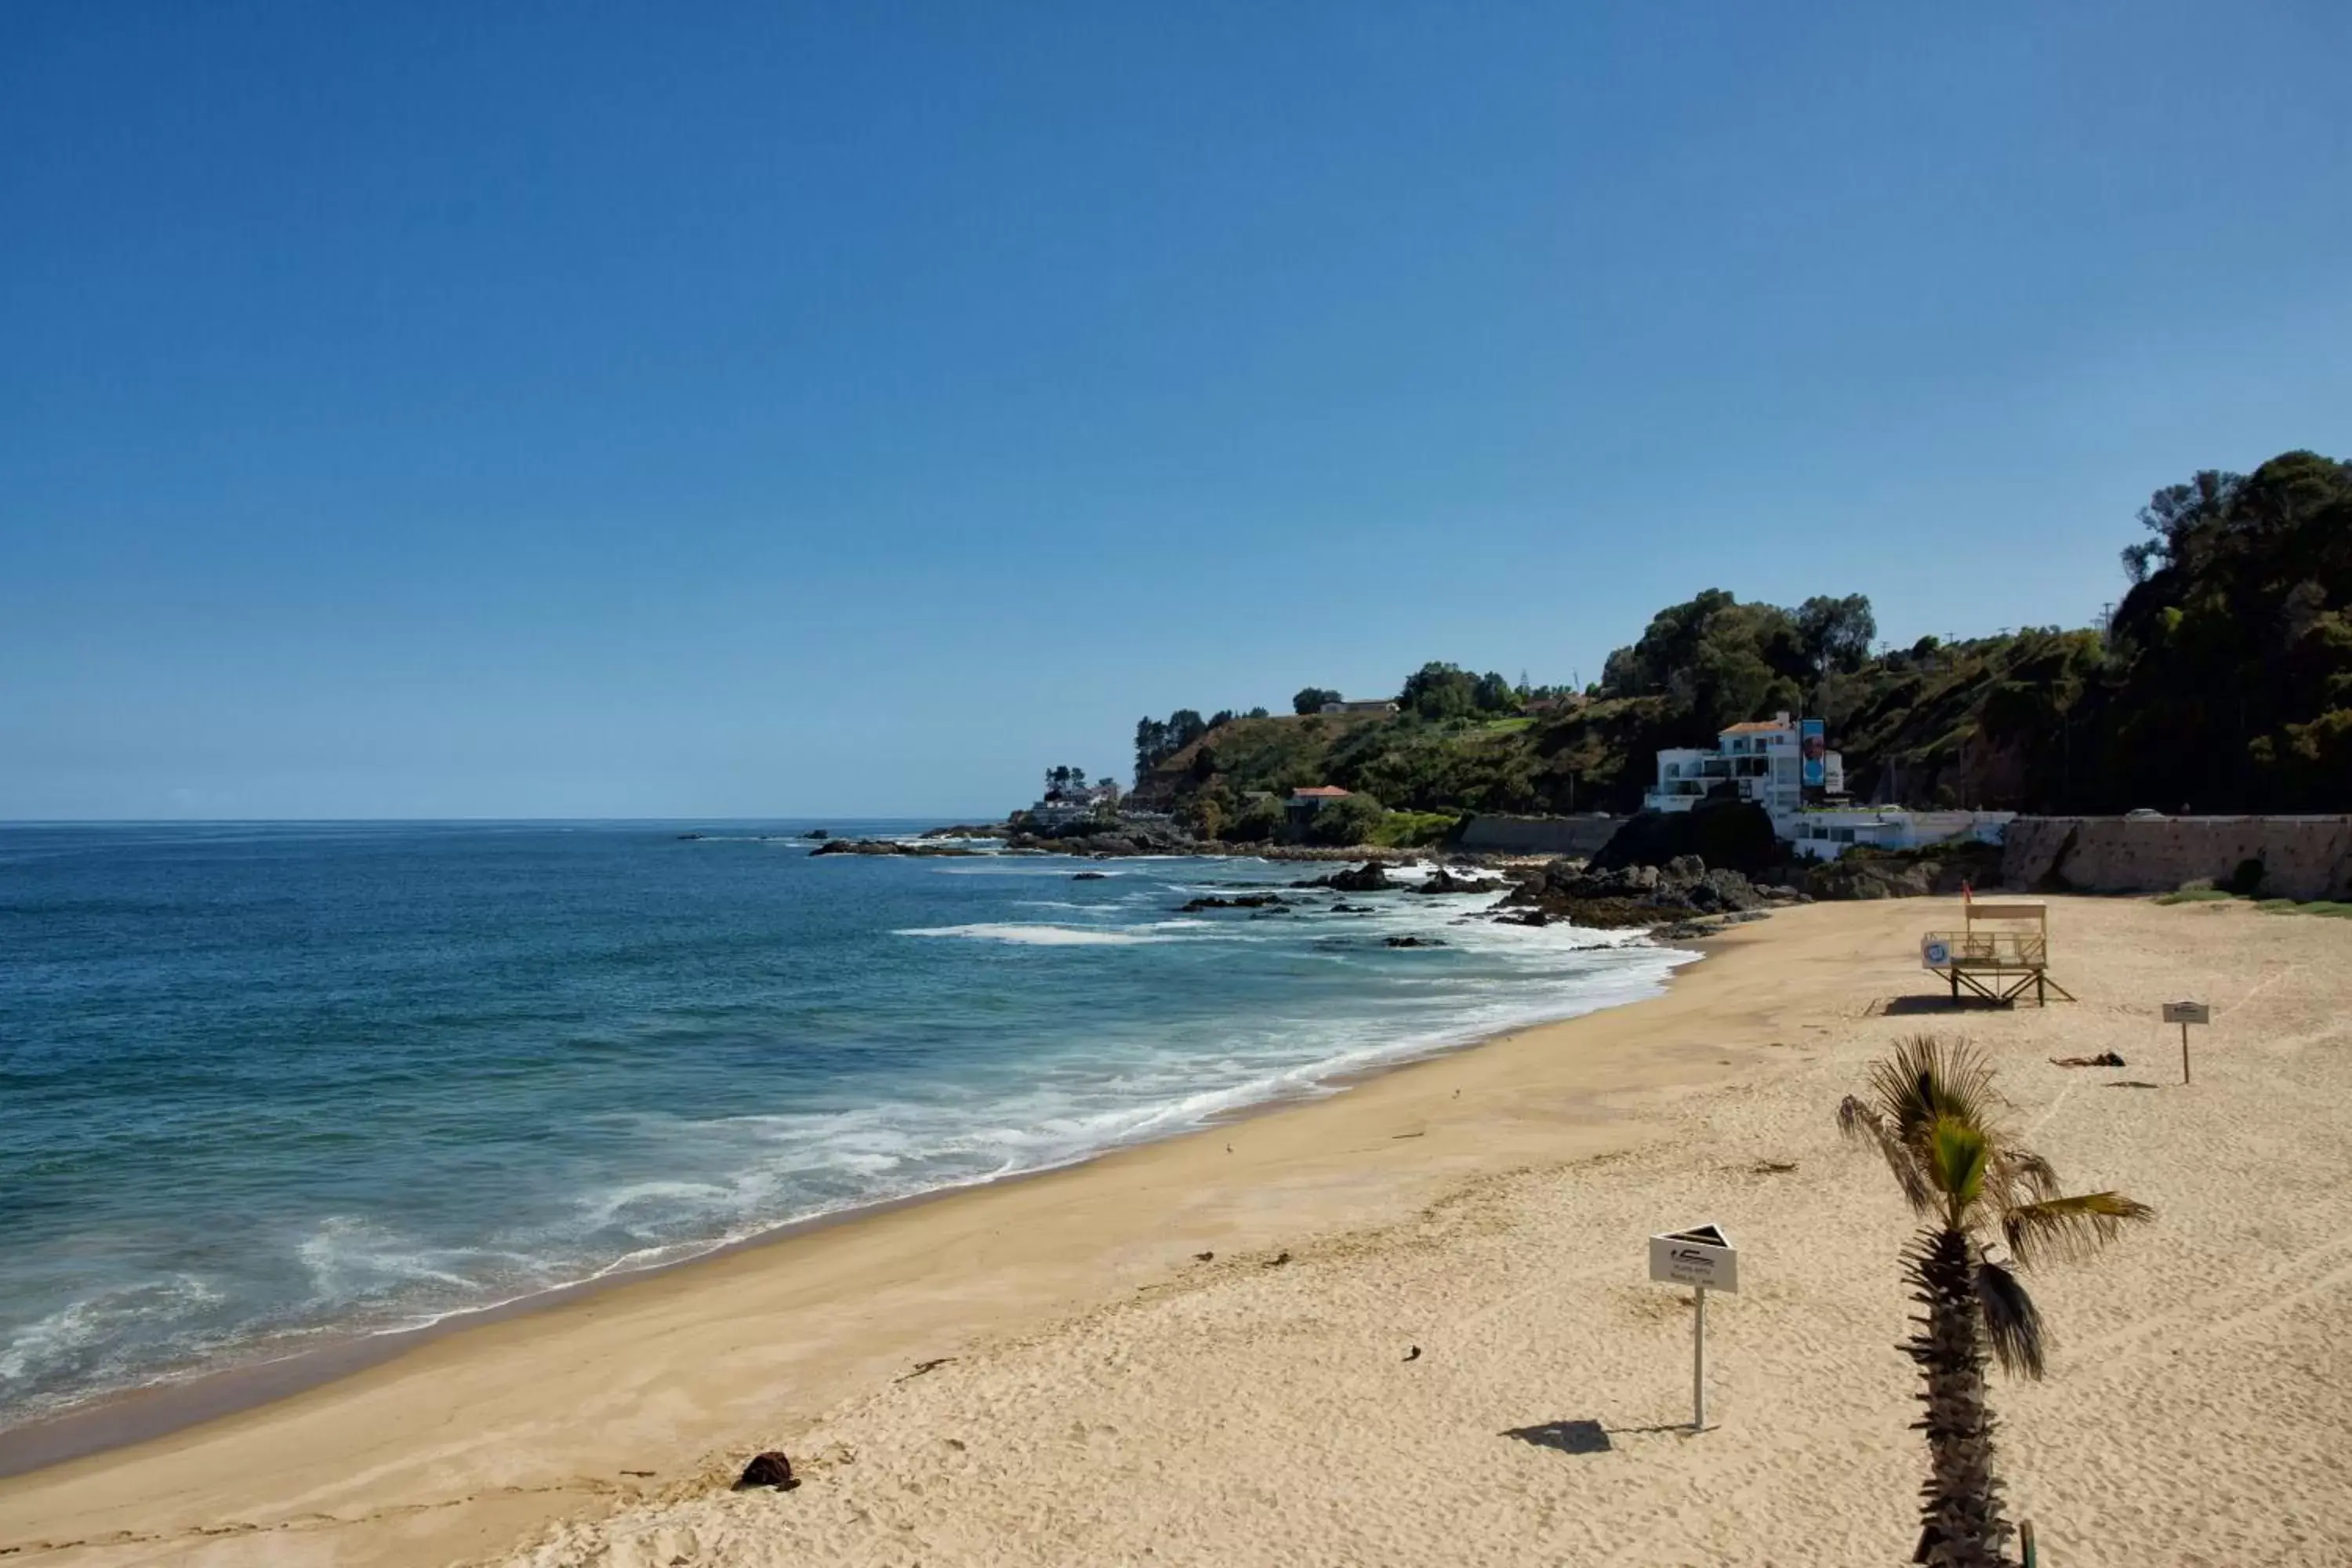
[
  {"left": 1456, "top": 814, "right": 1624, "bottom": 857},
  {"left": 1999, "top": 815, "right": 2352, "bottom": 901}
]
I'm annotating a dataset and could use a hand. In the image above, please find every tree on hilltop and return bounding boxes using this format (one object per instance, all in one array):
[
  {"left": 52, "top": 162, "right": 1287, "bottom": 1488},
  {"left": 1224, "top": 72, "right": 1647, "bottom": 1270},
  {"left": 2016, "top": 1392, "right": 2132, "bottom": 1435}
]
[
  {"left": 1797, "top": 593, "right": 1878, "bottom": 676},
  {"left": 1400, "top": 662, "right": 1479, "bottom": 721},
  {"left": 1293, "top": 686, "right": 1342, "bottom": 715}
]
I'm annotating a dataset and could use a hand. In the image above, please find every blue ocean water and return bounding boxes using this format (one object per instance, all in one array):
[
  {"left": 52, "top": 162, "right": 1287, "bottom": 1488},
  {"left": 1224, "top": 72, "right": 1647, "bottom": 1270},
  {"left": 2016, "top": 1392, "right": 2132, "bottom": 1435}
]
[{"left": 0, "top": 822, "right": 1689, "bottom": 1428}]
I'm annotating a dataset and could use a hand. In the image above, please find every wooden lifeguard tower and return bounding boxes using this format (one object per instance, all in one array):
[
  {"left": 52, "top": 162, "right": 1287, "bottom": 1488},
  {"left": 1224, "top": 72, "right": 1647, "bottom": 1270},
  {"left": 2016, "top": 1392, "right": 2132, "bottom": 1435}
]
[{"left": 1920, "top": 890, "right": 2074, "bottom": 1006}]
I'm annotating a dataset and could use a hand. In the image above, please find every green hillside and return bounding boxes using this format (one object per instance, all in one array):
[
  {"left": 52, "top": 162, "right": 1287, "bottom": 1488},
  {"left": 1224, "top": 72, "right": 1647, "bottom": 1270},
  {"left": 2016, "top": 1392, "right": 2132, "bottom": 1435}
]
[{"left": 1126, "top": 448, "right": 2350, "bottom": 837}]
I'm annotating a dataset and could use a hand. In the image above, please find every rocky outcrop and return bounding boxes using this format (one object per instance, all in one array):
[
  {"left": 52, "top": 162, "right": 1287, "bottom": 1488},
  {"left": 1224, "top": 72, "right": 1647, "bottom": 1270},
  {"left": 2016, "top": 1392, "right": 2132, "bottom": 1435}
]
[
  {"left": 1178, "top": 894, "right": 1289, "bottom": 912},
  {"left": 1384, "top": 935, "right": 1446, "bottom": 948},
  {"left": 1496, "top": 855, "right": 1769, "bottom": 930},
  {"left": 1799, "top": 840, "right": 2000, "bottom": 900},
  {"left": 1590, "top": 802, "right": 1781, "bottom": 876},
  {"left": 1414, "top": 867, "right": 1501, "bottom": 895},
  {"left": 1294, "top": 862, "right": 1398, "bottom": 893},
  {"left": 810, "top": 839, "right": 983, "bottom": 858},
  {"left": 1006, "top": 820, "right": 1200, "bottom": 857}
]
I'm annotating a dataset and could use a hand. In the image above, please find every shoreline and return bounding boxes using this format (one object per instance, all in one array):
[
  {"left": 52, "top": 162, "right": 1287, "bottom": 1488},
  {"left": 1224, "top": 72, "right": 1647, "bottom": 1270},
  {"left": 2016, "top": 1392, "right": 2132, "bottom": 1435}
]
[
  {"left": 0, "top": 912, "right": 1775, "bottom": 1565},
  {"left": 20, "top": 895, "right": 2336, "bottom": 1566},
  {"left": 0, "top": 925, "right": 1708, "bottom": 1483}
]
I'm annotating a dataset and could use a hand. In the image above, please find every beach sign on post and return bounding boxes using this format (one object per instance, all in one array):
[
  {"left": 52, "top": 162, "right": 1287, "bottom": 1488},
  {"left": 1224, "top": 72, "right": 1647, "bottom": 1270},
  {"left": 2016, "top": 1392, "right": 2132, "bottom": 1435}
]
[
  {"left": 2163, "top": 1000, "right": 2209, "bottom": 1083},
  {"left": 1649, "top": 1222, "right": 1737, "bottom": 1431}
]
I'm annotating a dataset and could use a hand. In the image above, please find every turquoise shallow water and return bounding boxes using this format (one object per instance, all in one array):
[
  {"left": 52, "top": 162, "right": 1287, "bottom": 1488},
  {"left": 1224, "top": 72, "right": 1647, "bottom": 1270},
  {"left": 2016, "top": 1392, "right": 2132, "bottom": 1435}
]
[{"left": 0, "top": 821, "right": 1689, "bottom": 1426}]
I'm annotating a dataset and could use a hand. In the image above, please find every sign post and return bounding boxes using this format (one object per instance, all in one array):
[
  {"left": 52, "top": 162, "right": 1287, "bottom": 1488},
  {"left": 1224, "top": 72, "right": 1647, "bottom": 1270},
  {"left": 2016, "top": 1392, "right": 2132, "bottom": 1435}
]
[
  {"left": 1648, "top": 1222, "right": 1738, "bottom": 1431},
  {"left": 2162, "top": 1000, "right": 2210, "bottom": 1083}
]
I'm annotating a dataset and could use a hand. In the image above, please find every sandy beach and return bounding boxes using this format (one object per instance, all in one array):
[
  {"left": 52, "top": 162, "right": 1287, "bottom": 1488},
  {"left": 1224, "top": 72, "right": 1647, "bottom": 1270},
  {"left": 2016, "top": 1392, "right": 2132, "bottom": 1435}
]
[{"left": 5, "top": 895, "right": 2349, "bottom": 1567}]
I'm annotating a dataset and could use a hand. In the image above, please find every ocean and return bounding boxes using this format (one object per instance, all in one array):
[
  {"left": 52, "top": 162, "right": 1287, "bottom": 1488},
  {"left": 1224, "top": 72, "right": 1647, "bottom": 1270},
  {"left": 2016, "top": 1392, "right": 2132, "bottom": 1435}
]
[{"left": 0, "top": 821, "right": 1691, "bottom": 1430}]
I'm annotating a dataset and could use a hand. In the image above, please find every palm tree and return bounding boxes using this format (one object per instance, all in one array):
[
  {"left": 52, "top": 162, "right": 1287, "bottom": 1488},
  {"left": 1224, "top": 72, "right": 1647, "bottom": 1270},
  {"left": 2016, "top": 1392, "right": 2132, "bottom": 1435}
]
[{"left": 1838, "top": 1036, "right": 2153, "bottom": 1567}]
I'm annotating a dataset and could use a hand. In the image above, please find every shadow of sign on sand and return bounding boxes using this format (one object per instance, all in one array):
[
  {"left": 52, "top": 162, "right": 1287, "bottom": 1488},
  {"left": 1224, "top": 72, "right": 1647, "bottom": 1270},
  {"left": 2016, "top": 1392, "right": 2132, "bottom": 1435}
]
[
  {"left": 1503, "top": 1419, "right": 1695, "bottom": 1454},
  {"left": 1503, "top": 1420, "right": 1611, "bottom": 1454}
]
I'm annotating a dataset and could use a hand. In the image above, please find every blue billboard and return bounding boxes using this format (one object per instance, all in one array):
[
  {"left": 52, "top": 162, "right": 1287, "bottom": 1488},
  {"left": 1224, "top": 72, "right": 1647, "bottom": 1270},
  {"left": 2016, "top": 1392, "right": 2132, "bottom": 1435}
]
[{"left": 1800, "top": 717, "right": 1827, "bottom": 789}]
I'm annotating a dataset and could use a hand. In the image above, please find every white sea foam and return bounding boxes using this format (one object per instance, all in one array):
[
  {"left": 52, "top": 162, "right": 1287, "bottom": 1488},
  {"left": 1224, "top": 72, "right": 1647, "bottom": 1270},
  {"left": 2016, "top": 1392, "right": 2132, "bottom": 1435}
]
[
  {"left": 895, "top": 923, "right": 1167, "bottom": 946},
  {"left": 296, "top": 1217, "right": 492, "bottom": 1299},
  {"left": 0, "top": 1275, "right": 223, "bottom": 1388}
]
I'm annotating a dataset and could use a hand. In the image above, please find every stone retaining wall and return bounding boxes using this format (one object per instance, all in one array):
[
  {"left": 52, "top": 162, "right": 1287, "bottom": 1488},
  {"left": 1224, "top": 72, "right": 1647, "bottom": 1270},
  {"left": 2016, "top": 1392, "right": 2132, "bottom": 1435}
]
[
  {"left": 1999, "top": 815, "right": 2352, "bottom": 900},
  {"left": 1455, "top": 814, "right": 1624, "bottom": 857}
]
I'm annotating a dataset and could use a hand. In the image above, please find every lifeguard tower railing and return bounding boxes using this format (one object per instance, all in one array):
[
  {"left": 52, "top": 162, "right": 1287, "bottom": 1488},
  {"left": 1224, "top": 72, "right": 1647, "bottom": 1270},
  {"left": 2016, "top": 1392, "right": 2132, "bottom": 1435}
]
[{"left": 1920, "top": 893, "right": 2074, "bottom": 1006}]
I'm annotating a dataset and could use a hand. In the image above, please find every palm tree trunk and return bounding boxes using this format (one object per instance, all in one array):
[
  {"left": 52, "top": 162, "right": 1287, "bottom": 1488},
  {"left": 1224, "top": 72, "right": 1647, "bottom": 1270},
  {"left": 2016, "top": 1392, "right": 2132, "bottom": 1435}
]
[{"left": 1904, "top": 1228, "right": 2015, "bottom": 1567}]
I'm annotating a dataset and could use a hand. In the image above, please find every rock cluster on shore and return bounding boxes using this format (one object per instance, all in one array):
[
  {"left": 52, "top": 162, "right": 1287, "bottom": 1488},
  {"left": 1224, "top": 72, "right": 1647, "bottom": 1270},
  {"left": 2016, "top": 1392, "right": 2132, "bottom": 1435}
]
[
  {"left": 1292, "top": 862, "right": 1398, "bottom": 892},
  {"left": 1494, "top": 854, "right": 1802, "bottom": 933}
]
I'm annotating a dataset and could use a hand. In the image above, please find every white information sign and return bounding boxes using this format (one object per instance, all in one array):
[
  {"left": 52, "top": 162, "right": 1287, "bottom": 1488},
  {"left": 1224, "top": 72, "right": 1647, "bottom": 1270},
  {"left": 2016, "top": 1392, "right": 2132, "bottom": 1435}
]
[
  {"left": 1649, "top": 1223, "right": 1740, "bottom": 1294},
  {"left": 1648, "top": 1222, "right": 1739, "bottom": 1432}
]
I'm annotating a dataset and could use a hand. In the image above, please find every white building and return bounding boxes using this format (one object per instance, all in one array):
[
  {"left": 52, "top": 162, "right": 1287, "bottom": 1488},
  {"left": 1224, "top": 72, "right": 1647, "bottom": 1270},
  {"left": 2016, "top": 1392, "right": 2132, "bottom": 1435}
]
[
  {"left": 1025, "top": 780, "right": 1121, "bottom": 829},
  {"left": 1644, "top": 713, "right": 2009, "bottom": 860},
  {"left": 1644, "top": 714, "right": 1838, "bottom": 820}
]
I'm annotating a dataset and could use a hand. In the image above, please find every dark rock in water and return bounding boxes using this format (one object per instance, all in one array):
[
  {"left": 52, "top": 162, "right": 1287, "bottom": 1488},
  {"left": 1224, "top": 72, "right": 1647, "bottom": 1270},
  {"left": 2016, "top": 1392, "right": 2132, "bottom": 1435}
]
[
  {"left": 1296, "top": 862, "right": 1397, "bottom": 893},
  {"left": 734, "top": 1451, "right": 800, "bottom": 1491},
  {"left": 807, "top": 828, "right": 830, "bottom": 840},
  {"left": 676, "top": 833, "right": 704, "bottom": 840},
  {"left": 1179, "top": 894, "right": 1288, "bottom": 912},
  {"left": 811, "top": 838, "right": 982, "bottom": 858},
  {"left": 1073, "top": 870, "right": 1110, "bottom": 880},
  {"left": 1384, "top": 935, "right": 1447, "bottom": 948},
  {"left": 1414, "top": 866, "right": 1499, "bottom": 895},
  {"left": 1005, "top": 819, "right": 1198, "bottom": 857},
  {"left": 1493, "top": 909, "right": 1551, "bottom": 927}
]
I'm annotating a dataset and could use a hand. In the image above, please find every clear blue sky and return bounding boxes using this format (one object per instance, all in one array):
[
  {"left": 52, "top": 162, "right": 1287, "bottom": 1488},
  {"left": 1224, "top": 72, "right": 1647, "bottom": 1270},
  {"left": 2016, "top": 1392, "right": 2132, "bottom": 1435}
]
[{"left": 5, "top": 3, "right": 2347, "bottom": 819}]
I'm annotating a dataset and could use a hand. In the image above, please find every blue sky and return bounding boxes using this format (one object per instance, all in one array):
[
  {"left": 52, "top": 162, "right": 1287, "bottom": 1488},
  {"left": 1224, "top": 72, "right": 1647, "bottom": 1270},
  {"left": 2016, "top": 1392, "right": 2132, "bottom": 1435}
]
[{"left": 4, "top": 3, "right": 2347, "bottom": 818}]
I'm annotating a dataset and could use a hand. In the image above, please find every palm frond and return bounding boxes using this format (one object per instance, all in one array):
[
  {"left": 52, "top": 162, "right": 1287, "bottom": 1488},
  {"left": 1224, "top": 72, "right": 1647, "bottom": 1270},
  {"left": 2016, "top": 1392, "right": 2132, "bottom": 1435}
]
[
  {"left": 1864, "top": 1034, "right": 1998, "bottom": 1141},
  {"left": 1927, "top": 1116, "right": 1991, "bottom": 1214},
  {"left": 1975, "top": 1256, "right": 2046, "bottom": 1378},
  {"left": 2001, "top": 1192, "right": 2157, "bottom": 1269},
  {"left": 1837, "top": 1095, "right": 1933, "bottom": 1212},
  {"left": 1989, "top": 1146, "right": 2063, "bottom": 1206}
]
